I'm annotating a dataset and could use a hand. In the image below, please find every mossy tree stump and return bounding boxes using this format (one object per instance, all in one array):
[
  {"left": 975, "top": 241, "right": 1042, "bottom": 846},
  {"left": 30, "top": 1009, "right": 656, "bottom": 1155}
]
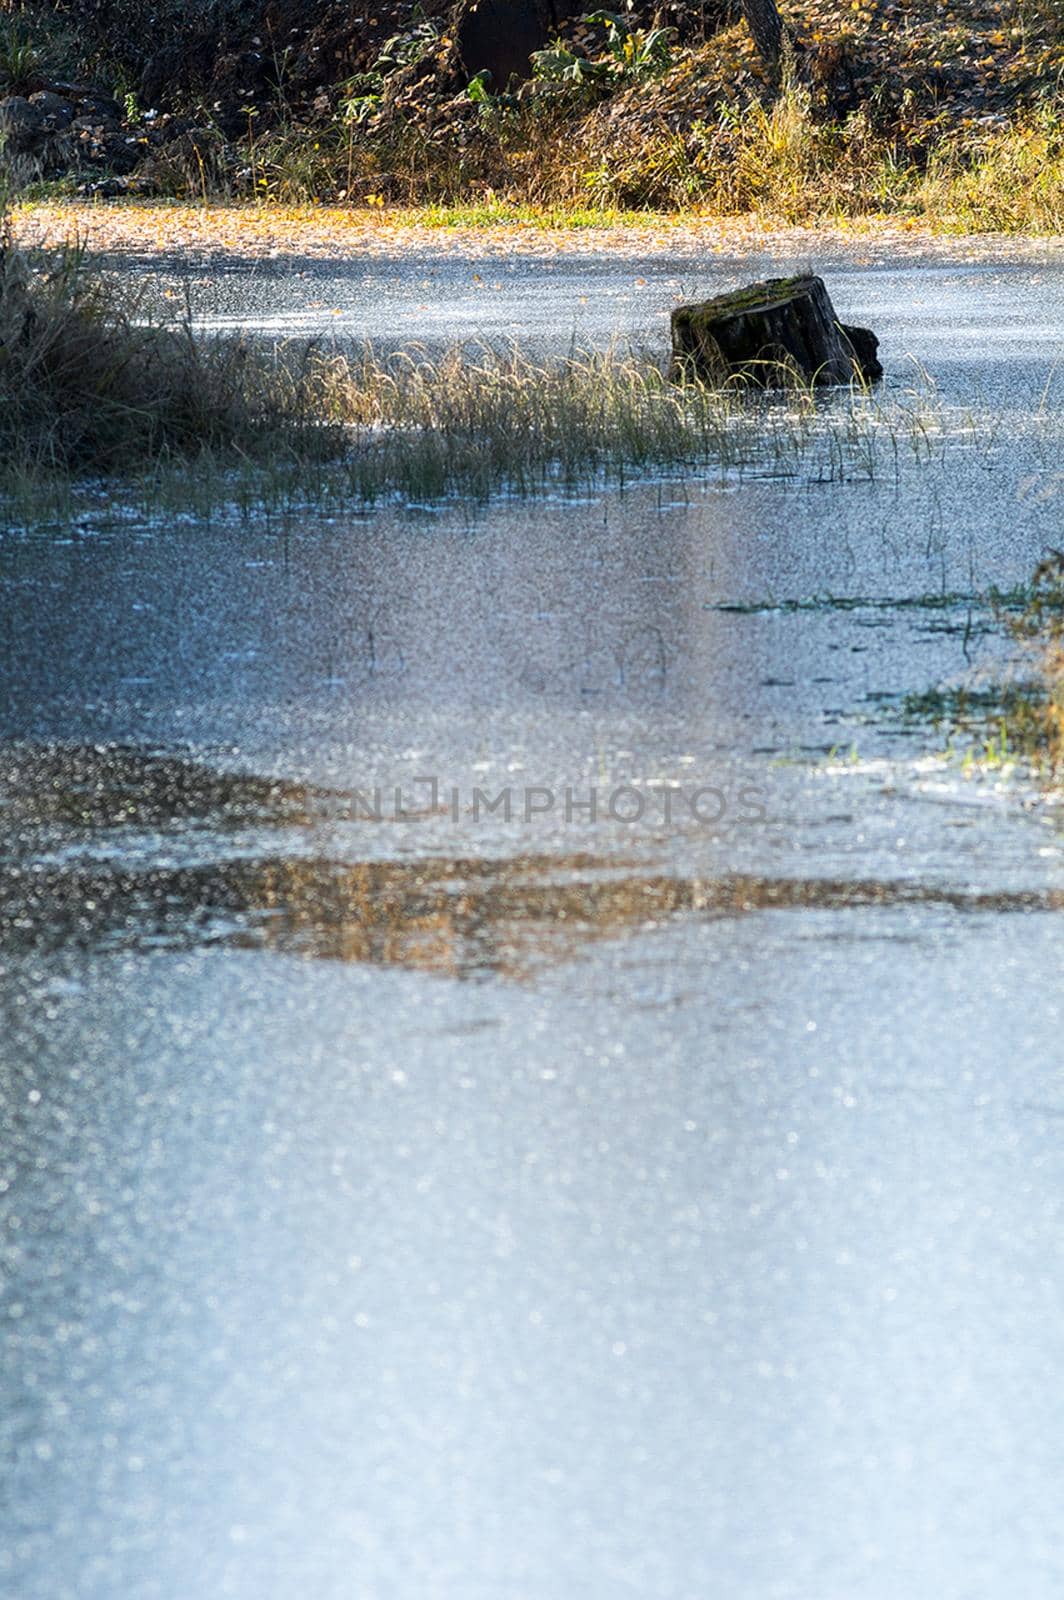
[{"left": 671, "top": 275, "right": 882, "bottom": 388}]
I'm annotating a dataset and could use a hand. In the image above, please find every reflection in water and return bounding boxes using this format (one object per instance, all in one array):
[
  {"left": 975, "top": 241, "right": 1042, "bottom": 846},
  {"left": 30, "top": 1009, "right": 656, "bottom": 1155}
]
[
  {"left": 3, "top": 743, "right": 1061, "bottom": 980},
  {"left": 0, "top": 742, "right": 355, "bottom": 831},
  {"left": 3, "top": 852, "right": 1062, "bottom": 980}
]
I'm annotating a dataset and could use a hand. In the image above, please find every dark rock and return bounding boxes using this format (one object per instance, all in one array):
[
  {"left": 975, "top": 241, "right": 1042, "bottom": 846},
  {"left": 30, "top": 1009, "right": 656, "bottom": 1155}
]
[
  {"left": 0, "top": 96, "right": 51, "bottom": 154},
  {"left": 74, "top": 90, "right": 124, "bottom": 122},
  {"left": 79, "top": 174, "right": 135, "bottom": 198},
  {"left": 143, "top": 113, "right": 196, "bottom": 148},
  {"left": 208, "top": 49, "right": 275, "bottom": 132},
  {"left": 43, "top": 80, "right": 111, "bottom": 102},
  {"left": 63, "top": 116, "right": 144, "bottom": 174},
  {"left": 104, "top": 135, "right": 147, "bottom": 175},
  {"left": 671, "top": 275, "right": 883, "bottom": 387},
  {"left": 27, "top": 92, "right": 76, "bottom": 131}
]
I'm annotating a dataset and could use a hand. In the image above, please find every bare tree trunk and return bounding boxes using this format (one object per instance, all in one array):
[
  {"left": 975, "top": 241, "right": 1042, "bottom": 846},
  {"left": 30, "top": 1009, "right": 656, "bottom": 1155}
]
[{"left": 741, "top": 0, "right": 785, "bottom": 68}]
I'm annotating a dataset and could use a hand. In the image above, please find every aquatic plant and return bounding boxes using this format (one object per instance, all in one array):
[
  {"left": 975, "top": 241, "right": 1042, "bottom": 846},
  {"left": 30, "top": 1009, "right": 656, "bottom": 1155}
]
[
  {"left": 0, "top": 209, "right": 982, "bottom": 525},
  {"left": 1000, "top": 550, "right": 1064, "bottom": 770}
]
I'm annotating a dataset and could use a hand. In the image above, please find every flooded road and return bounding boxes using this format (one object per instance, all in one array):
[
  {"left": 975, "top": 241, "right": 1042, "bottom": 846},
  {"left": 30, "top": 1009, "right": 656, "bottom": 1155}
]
[{"left": 2, "top": 243, "right": 1064, "bottom": 1599}]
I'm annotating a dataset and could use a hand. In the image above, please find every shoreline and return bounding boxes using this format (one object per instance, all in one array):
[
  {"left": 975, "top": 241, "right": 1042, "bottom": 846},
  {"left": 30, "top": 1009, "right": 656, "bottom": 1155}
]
[{"left": 12, "top": 199, "right": 1064, "bottom": 265}]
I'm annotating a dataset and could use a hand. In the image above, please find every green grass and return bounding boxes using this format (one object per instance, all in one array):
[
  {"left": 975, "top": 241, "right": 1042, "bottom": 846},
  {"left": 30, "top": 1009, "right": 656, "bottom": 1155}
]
[
  {"left": 395, "top": 201, "right": 665, "bottom": 230},
  {"left": 898, "top": 556, "right": 1064, "bottom": 781},
  {"left": 38, "top": 339, "right": 956, "bottom": 517},
  {"left": 574, "top": 88, "right": 1064, "bottom": 235},
  {"left": 998, "top": 552, "right": 1064, "bottom": 770},
  {"left": 0, "top": 328, "right": 975, "bottom": 524},
  {"left": 9, "top": 78, "right": 1064, "bottom": 236}
]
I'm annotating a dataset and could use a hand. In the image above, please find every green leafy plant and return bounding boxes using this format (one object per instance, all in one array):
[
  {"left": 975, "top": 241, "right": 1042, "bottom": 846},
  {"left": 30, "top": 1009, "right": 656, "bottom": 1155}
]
[
  {"left": 532, "top": 10, "right": 677, "bottom": 90},
  {"left": 338, "top": 17, "right": 442, "bottom": 124},
  {"left": 466, "top": 70, "right": 493, "bottom": 106},
  {"left": 339, "top": 78, "right": 384, "bottom": 125},
  {"left": 375, "top": 19, "right": 440, "bottom": 72},
  {"left": 531, "top": 39, "right": 605, "bottom": 86},
  {"left": 584, "top": 10, "right": 678, "bottom": 79}
]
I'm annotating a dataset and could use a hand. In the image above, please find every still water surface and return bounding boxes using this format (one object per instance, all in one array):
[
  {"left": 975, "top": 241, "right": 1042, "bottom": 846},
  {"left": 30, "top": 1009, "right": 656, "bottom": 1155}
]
[{"left": 1, "top": 246, "right": 1063, "bottom": 1599}]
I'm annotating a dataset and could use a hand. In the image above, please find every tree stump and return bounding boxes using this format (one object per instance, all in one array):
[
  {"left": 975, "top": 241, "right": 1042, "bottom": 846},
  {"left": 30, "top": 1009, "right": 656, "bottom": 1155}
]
[{"left": 671, "top": 275, "right": 882, "bottom": 388}]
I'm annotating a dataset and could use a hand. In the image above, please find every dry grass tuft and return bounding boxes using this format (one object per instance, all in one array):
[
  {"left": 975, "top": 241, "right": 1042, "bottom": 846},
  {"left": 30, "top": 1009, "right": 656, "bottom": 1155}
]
[
  {"left": 0, "top": 218, "right": 346, "bottom": 477},
  {"left": 0, "top": 207, "right": 969, "bottom": 522}
]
